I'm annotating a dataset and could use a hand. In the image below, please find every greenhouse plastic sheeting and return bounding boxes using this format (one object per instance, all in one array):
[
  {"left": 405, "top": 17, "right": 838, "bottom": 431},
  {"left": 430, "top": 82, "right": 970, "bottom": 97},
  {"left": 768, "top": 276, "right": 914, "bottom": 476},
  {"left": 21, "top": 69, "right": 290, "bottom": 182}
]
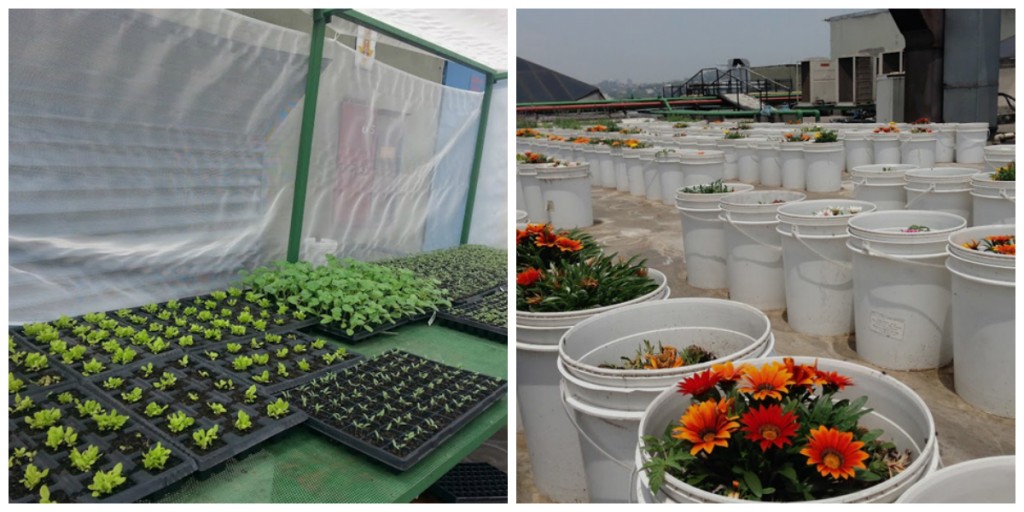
[
  {"left": 8, "top": 9, "right": 504, "bottom": 323},
  {"left": 467, "top": 79, "right": 509, "bottom": 248},
  {"left": 300, "top": 34, "right": 486, "bottom": 260},
  {"left": 8, "top": 10, "right": 308, "bottom": 323}
]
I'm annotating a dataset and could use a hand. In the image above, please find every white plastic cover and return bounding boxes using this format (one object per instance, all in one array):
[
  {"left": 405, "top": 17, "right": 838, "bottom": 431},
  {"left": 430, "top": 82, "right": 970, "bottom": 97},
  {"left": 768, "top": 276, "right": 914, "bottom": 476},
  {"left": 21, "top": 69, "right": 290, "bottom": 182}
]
[
  {"left": 468, "top": 79, "right": 509, "bottom": 248},
  {"left": 8, "top": 9, "right": 505, "bottom": 323}
]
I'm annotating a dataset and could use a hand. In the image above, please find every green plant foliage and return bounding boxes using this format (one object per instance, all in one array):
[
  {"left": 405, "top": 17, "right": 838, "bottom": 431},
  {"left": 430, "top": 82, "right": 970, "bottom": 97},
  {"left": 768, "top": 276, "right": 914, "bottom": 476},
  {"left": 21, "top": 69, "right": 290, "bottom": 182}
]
[
  {"left": 379, "top": 245, "right": 507, "bottom": 301},
  {"left": 142, "top": 442, "right": 172, "bottom": 471},
  {"left": 192, "top": 425, "right": 219, "bottom": 450},
  {"left": 69, "top": 445, "right": 101, "bottom": 472},
  {"left": 88, "top": 463, "right": 126, "bottom": 497}
]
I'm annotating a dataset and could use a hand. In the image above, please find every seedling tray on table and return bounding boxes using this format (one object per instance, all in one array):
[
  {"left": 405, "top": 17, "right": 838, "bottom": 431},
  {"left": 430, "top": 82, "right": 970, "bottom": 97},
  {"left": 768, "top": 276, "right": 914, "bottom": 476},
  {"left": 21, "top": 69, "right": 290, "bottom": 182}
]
[
  {"left": 284, "top": 350, "right": 507, "bottom": 471},
  {"left": 429, "top": 462, "right": 508, "bottom": 503},
  {"left": 309, "top": 313, "right": 429, "bottom": 343},
  {"left": 436, "top": 286, "right": 507, "bottom": 342},
  {"left": 82, "top": 352, "right": 307, "bottom": 472},
  {"left": 190, "top": 330, "right": 364, "bottom": 394},
  {"left": 8, "top": 332, "right": 80, "bottom": 396},
  {"left": 7, "top": 382, "right": 197, "bottom": 503}
]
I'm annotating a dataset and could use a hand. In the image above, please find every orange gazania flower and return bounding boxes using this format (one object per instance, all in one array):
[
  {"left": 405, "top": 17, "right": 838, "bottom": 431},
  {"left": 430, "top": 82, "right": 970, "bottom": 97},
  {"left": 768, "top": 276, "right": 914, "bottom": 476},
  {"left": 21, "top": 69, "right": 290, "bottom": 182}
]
[
  {"left": 645, "top": 346, "right": 683, "bottom": 369},
  {"left": 580, "top": 277, "right": 599, "bottom": 289},
  {"left": 516, "top": 268, "right": 543, "bottom": 287},
  {"left": 554, "top": 236, "right": 583, "bottom": 253},
  {"left": 740, "top": 404, "right": 799, "bottom": 452},
  {"left": 672, "top": 399, "right": 740, "bottom": 456},
  {"left": 525, "top": 294, "right": 543, "bottom": 306},
  {"left": 800, "top": 426, "right": 870, "bottom": 480},
  {"left": 818, "top": 370, "right": 853, "bottom": 391},
  {"left": 783, "top": 357, "right": 821, "bottom": 389},
  {"left": 516, "top": 229, "right": 529, "bottom": 245},
  {"left": 710, "top": 361, "right": 750, "bottom": 382},
  {"left": 739, "top": 362, "right": 793, "bottom": 401},
  {"left": 993, "top": 243, "right": 1015, "bottom": 255},
  {"left": 525, "top": 223, "right": 547, "bottom": 236},
  {"left": 535, "top": 229, "right": 559, "bottom": 248},
  {"left": 676, "top": 369, "right": 721, "bottom": 396},
  {"left": 962, "top": 239, "right": 981, "bottom": 250}
]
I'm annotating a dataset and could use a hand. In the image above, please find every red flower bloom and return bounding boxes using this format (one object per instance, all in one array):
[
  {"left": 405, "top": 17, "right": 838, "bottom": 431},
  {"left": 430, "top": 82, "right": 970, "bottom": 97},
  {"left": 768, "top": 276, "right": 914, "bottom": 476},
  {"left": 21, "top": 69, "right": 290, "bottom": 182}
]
[
  {"left": 740, "top": 404, "right": 799, "bottom": 452},
  {"left": 535, "top": 229, "right": 559, "bottom": 248},
  {"left": 784, "top": 357, "right": 820, "bottom": 389},
  {"left": 677, "top": 369, "right": 721, "bottom": 397},
  {"left": 516, "top": 229, "right": 529, "bottom": 246},
  {"left": 554, "top": 236, "right": 584, "bottom": 253},
  {"left": 818, "top": 370, "right": 853, "bottom": 390},
  {"left": 516, "top": 268, "right": 543, "bottom": 287},
  {"left": 800, "top": 426, "right": 869, "bottom": 480}
]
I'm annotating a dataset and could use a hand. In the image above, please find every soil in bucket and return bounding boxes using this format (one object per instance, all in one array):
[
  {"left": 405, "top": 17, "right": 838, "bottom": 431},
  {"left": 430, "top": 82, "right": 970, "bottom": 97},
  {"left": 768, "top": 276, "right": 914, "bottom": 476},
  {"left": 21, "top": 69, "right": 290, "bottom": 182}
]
[
  {"left": 946, "top": 226, "right": 1015, "bottom": 418},
  {"left": 719, "top": 190, "right": 807, "bottom": 311},
  {"left": 558, "top": 298, "right": 772, "bottom": 503},
  {"left": 776, "top": 199, "right": 877, "bottom": 336},
  {"left": 846, "top": 210, "right": 967, "bottom": 370}
]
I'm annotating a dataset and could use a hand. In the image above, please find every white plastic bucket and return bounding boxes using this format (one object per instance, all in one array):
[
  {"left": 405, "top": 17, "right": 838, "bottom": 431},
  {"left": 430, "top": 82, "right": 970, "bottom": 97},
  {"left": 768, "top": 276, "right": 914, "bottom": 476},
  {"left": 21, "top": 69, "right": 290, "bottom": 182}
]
[
  {"left": 735, "top": 139, "right": 761, "bottom": 184},
  {"left": 897, "top": 456, "right": 1015, "bottom": 503},
  {"left": 804, "top": 142, "right": 844, "bottom": 193},
  {"left": 934, "top": 123, "right": 957, "bottom": 163},
  {"left": 678, "top": 149, "right": 726, "bottom": 187},
  {"left": 658, "top": 153, "right": 686, "bottom": 206},
  {"left": 637, "top": 356, "right": 940, "bottom": 503},
  {"left": 843, "top": 130, "right": 874, "bottom": 170},
  {"left": 777, "top": 199, "right": 877, "bottom": 336},
  {"left": 675, "top": 182, "right": 756, "bottom": 289},
  {"left": 593, "top": 145, "right": 617, "bottom": 188},
  {"left": 899, "top": 132, "right": 937, "bottom": 168},
  {"left": 516, "top": 209, "right": 528, "bottom": 229},
  {"left": 645, "top": 152, "right": 670, "bottom": 202},
  {"left": 719, "top": 190, "right": 807, "bottom": 310},
  {"left": 518, "top": 163, "right": 551, "bottom": 224},
  {"left": 970, "top": 172, "right": 1015, "bottom": 225},
  {"left": 613, "top": 147, "right": 629, "bottom": 191},
  {"left": 847, "top": 210, "right": 967, "bottom": 370},
  {"left": 872, "top": 132, "right": 902, "bottom": 165},
  {"left": 947, "top": 225, "right": 1016, "bottom": 418},
  {"left": 983, "top": 144, "right": 1015, "bottom": 175},
  {"left": 756, "top": 140, "right": 782, "bottom": 187},
  {"left": 955, "top": 122, "right": 989, "bottom": 164},
  {"left": 716, "top": 139, "right": 739, "bottom": 180},
  {"left": 516, "top": 173, "right": 527, "bottom": 211},
  {"left": 558, "top": 298, "right": 773, "bottom": 503},
  {"left": 850, "top": 164, "right": 918, "bottom": 211},
  {"left": 779, "top": 142, "right": 806, "bottom": 190},
  {"left": 904, "top": 167, "right": 976, "bottom": 225},
  {"left": 623, "top": 150, "right": 647, "bottom": 197},
  {"left": 537, "top": 164, "right": 594, "bottom": 229}
]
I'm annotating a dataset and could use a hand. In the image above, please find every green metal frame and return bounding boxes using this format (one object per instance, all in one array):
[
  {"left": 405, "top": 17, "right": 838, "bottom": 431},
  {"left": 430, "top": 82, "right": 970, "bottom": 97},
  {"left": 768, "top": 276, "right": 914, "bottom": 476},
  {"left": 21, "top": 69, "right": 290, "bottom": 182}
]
[{"left": 285, "top": 9, "right": 504, "bottom": 260}]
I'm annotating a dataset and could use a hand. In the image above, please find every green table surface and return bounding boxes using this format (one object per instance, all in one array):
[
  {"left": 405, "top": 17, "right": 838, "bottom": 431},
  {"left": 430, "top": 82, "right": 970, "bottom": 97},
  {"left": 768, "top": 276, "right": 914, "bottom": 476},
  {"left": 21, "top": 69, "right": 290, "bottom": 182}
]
[{"left": 150, "top": 322, "right": 508, "bottom": 503}]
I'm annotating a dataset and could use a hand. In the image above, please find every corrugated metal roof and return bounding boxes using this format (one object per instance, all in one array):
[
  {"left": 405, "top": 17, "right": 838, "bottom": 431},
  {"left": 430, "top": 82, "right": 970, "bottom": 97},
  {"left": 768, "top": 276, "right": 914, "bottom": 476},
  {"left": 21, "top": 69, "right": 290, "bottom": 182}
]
[
  {"left": 825, "top": 9, "right": 889, "bottom": 23},
  {"left": 517, "top": 58, "right": 603, "bottom": 103}
]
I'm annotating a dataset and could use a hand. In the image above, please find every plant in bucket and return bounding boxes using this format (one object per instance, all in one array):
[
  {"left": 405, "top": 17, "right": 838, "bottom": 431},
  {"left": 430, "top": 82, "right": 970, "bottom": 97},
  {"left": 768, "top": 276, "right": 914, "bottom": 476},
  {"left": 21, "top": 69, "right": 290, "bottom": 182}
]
[
  {"left": 641, "top": 359, "right": 913, "bottom": 501},
  {"left": 516, "top": 223, "right": 666, "bottom": 502}
]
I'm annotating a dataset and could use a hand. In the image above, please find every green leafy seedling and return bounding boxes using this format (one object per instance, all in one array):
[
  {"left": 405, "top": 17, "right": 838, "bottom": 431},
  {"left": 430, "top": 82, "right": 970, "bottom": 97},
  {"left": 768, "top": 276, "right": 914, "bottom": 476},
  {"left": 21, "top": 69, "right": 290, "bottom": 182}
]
[
  {"left": 102, "top": 377, "right": 124, "bottom": 390},
  {"left": 243, "top": 385, "right": 258, "bottom": 404},
  {"left": 26, "top": 408, "right": 61, "bottom": 430},
  {"left": 39, "top": 485, "right": 55, "bottom": 504},
  {"left": 45, "top": 425, "right": 77, "bottom": 451},
  {"left": 166, "top": 411, "right": 195, "bottom": 433},
  {"left": 215, "top": 379, "right": 234, "bottom": 391},
  {"left": 208, "top": 402, "right": 227, "bottom": 415},
  {"left": 56, "top": 392, "right": 74, "bottom": 405},
  {"left": 153, "top": 372, "right": 177, "bottom": 391},
  {"left": 148, "top": 337, "right": 171, "bottom": 354},
  {"left": 81, "top": 358, "right": 105, "bottom": 376},
  {"left": 297, "top": 359, "right": 311, "bottom": 372},
  {"left": 144, "top": 401, "right": 168, "bottom": 417},
  {"left": 9, "top": 372, "right": 26, "bottom": 394},
  {"left": 93, "top": 410, "right": 129, "bottom": 432},
  {"left": 252, "top": 353, "right": 269, "bottom": 366},
  {"left": 232, "top": 355, "right": 253, "bottom": 371},
  {"left": 252, "top": 371, "right": 270, "bottom": 384},
  {"left": 121, "top": 387, "right": 143, "bottom": 404},
  {"left": 234, "top": 410, "right": 253, "bottom": 431},
  {"left": 88, "top": 463, "right": 126, "bottom": 497},
  {"left": 187, "top": 392, "right": 199, "bottom": 402},
  {"left": 267, "top": 398, "right": 290, "bottom": 419},
  {"left": 204, "top": 351, "right": 220, "bottom": 361},
  {"left": 177, "top": 354, "right": 189, "bottom": 368},
  {"left": 141, "top": 442, "right": 172, "bottom": 471},
  {"left": 275, "top": 348, "right": 289, "bottom": 359},
  {"left": 111, "top": 346, "right": 137, "bottom": 365},
  {"left": 69, "top": 445, "right": 101, "bottom": 472},
  {"left": 62, "top": 345, "right": 88, "bottom": 364},
  {"left": 139, "top": 362, "right": 154, "bottom": 378},
  {"left": 311, "top": 338, "right": 327, "bottom": 350},
  {"left": 192, "top": 425, "right": 219, "bottom": 450},
  {"left": 277, "top": 363, "right": 289, "bottom": 378},
  {"left": 226, "top": 343, "right": 242, "bottom": 354},
  {"left": 24, "top": 352, "right": 49, "bottom": 372},
  {"left": 21, "top": 463, "right": 48, "bottom": 490},
  {"left": 76, "top": 399, "right": 103, "bottom": 418},
  {"left": 178, "top": 335, "right": 194, "bottom": 348}
]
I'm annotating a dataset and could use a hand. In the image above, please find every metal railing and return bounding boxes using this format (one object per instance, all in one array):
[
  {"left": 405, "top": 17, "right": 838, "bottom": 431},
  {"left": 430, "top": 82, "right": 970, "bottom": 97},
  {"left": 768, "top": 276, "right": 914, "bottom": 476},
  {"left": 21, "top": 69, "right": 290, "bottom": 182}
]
[{"left": 662, "top": 67, "right": 797, "bottom": 109}]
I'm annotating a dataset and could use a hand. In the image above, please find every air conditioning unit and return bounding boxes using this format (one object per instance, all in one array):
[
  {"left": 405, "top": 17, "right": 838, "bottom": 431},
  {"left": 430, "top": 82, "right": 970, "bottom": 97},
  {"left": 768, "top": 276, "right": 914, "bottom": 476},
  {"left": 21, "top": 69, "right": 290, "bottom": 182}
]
[{"left": 801, "top": 58, "right": 838, "bottom": 104}]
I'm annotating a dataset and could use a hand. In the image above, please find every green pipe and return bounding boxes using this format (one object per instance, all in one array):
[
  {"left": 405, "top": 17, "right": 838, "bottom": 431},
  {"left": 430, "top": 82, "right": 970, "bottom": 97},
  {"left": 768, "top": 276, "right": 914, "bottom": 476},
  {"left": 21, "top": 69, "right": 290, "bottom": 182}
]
[
  {"left": 517, "top": 95, "right": 717, "bottom": 107},
  {"left": 648, "top": 108, "right": 821, "bottom": 122},
  {"left": 328, "top": 9, "right": 498, "bottom": 77},
  {"left": 286, "top": 9, "right": 330, "bottom": 263},
  {"left": 661, "top": 98, "right": 671, "bottom": 110},
  {"left": 459, "top": 74, "right": 495, "bottom": 245}
]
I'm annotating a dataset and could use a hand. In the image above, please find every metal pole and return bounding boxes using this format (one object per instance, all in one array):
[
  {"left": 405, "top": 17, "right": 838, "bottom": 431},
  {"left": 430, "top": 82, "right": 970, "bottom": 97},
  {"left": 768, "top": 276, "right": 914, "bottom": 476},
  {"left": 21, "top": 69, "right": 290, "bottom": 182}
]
[
  {"left": 286, "top": 9, "right": 330, "bottom": 263},
  {"left": 459, "top": 74, "right": 496, "bottom": 245}
]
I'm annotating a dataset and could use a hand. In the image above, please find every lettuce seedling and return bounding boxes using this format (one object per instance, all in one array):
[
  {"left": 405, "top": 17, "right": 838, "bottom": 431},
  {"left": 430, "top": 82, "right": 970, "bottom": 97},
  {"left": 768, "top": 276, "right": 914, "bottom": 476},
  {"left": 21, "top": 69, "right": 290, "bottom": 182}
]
[
  {"left": 85, "top": 329, "right": 110, "bottom": 344},
  {"left": 141, "top": 442, "right": 172, "bottom": 471},
  {"left": 148, "top": 337, "right": 171, "bottom": 354},
  {"left": 147, "top": 322, "right": 163, "bottom": 333},
  {"left": 230, "top": 325, "right": 247, "bottom": 336},
  {"left": 39, "top": 485, "right": 55, "bottom": 504},
  {"left": 121, "top": 387, "right": 143, "bottom": 404},
  {"left": 252, "top": 353, "right": 269, "bottom": 366},
  {"left": 178, "top": 335, "right": 194, "bottom": 348},
  {"left": 267, "top": 398, "right": 290, "bottom": 419},
  {"left": 226, "top": 343, "right": 242, "bottom": 354},
  {"left": 166, "top": 411, "right": 195, "bottom": 433},
  {"left": 174, "top": 317, "right": 188, "bottom": 327},
  {"left": 184, "top": 306, "right": 198, "bottom": 317},
  {"left": 214, "top": 379, "right": 234, "bottom": 391},
  {"left": 102, "top": 377, "right": 124, "bottom": 390},
  {"left": 114, "top": 308, "right": 132, "bottom": 318},
  {"left": 9, "top": 372, "right": 26, "bottom": 393},
  {"left": 253, "top": 320, "right": 267, "bottom": 331},
  {"left": 25, "top": 408, "right": 61, "bottom": 429},
  {"left": 141, "top": 303, "right": 158, "bottom": 314},
  {"left": 139, "top": 362, "right": 154, "bottom": 378},
  {"left": 25, "top": 352, "right": 49, "bottom": 372},
  {"left": 192, "top": 424, "right": 219, "bottom": 450},
  {"left": 243, "top": 385, "right": 258, "bottom": 404},
  {"left": 93, "top": 410, "right": 129, "bottom": 431},
  {"left": 69, "top": 445, "right": 101, "bottom": 472},
  {"left": 189, "top": 324, "right": 204, "bottom": 334},
  {"left": 98, "top": 318, "right": 119, "bottom": 331},
  {"left": 311, "top": 338, "right": 327, "bottom": 350},
  {"left": 56, "top": 392, "right": 74, "bottom": 405},
  {"left": 252, "top": 371, "right": 270, "bottom": 384},
  {"left": 265, "top": 333, "right": 282, "bottom": 344},
  {"left": 203, "top": 328, "right": 222, "bottom": 341},
  {"left": 81, "top": 358, "right": 105, "bottom": 377},
  {"left": 88, "top": 462, "right": 126, "bottom": 497},
  {"left": 219, "top": 308, "right": 233, "bottom": 319},
  {"left": 204, "top": 350, "right": 219, "bottom": 361},
  {"left": 211, "top": 290, "right": 228, "bottom": 301},
  {"left": 234, "top": 410, "right": 252, "bottom": 431},
  {"left": 166, "top": 299, "right": 180, "bottom": 310},
  {"left": 114, "top": 326, "right": 135, "bottom": 338},
  {"left": 237, "top": 311, "right": 254, "bottom": 325},
  {"left": 144, "top": 402, "right": 168, "bottom": 418},
  {"left": 153, "top": 372, "right": 177, "bottom": 391},
  {"left": 297, "top": 359, "right": 311, "bottom": 372},
  {"left": 44, "top": 425, "right": 78, "bottom": 451},
  {"left": 156, "top": 311, "right": 172, "bottom": 321},
  {"left": 208, "top": 402, "right": 227, "bottom": 415},
  {"left": 232, "top": 355, "right": 254, "bottom": 371},
  {"left": 164, "top": 326, "right": 179, "bottom": 338},
  {"left": 61, "top": 345, "right": 88, "bottom": 364},
  {"left": 177, "top": 354, "right": 189, "bottom": 368},
  {"left": 53, "top": 315, "right": 76, "bottom": 329},
  {"left": 212, "top": 318, "right": 231, "bottom": 329},
  {"left": 101, "top": 339, "right": 121, "bottom": 354},
  {"left": 187, "top": 392, "right": 199, "bottom": 402},
  {"left": 277, "top": 363, "right": 289, "bottom": 377},
  {"left": 76, "top": 399, "right": 103, "bottom": 418},
  {"left": 275, "top": 348, "right": 289, "bottom": 359},
  {"left": 197, "top": 310, "right": 214, "bottom": 322},
  {"left": 48, "top": 339, "right": 67, "bottom": 355},
  {"left": 20, "top": 463, "right": 48, "bottom": 490}
]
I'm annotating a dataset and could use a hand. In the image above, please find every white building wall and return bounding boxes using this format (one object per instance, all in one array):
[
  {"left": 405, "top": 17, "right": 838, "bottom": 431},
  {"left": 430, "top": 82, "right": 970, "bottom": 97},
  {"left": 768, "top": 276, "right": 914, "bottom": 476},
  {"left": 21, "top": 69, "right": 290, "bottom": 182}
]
[{"left": 829, "top": 11, "right": 905, "bottom": 60}]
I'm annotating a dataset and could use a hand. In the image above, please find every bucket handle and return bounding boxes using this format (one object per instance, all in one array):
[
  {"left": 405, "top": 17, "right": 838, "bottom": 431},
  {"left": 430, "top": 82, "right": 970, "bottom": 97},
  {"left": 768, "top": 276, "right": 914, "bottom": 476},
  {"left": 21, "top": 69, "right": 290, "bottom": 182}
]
[
  {"left": 558, "top": 380, "right": 639, "bottom": 473},
  {"left": 791, "top": 225, "right": 852, "bottom": 270},
  {"left": 903, "top": 182, "right": 936, "bottom": 209},
  {"left": 999, "top": 188, "right": 1015, "bottom": 203},
  {"left": 862, "top": 241, "right": 948, "bottom": 269},
  {"left": 677, "top": 208, "right": 719, "bottom": 223},
  {"left": 722, "top": 211, "right": 782, "bottom": 251},
  {"left": 629, "top": 466, "right": 641, "bottom": 504}
]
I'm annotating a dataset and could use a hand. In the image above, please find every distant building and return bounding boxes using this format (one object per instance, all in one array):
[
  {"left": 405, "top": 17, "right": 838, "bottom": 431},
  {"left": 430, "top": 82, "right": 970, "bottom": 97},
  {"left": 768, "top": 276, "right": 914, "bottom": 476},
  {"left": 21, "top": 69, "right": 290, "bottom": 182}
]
[{"left": 517, "top": 58, "right": 605, "bottom": 103}]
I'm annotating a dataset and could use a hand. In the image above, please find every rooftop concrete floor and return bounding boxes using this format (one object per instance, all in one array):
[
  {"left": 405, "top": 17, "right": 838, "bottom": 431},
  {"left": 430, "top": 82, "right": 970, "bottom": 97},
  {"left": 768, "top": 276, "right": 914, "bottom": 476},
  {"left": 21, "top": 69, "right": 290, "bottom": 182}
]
[{"left": 517, "top": 165, "right": 1015, "bottom": 503}]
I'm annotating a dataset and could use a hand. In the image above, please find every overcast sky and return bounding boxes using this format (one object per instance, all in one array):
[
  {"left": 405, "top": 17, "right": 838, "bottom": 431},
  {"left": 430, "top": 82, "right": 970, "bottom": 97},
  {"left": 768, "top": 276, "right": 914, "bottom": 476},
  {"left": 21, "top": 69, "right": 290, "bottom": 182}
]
[{"left": 517, "top": 9, "right": 864, "bottom": 83}]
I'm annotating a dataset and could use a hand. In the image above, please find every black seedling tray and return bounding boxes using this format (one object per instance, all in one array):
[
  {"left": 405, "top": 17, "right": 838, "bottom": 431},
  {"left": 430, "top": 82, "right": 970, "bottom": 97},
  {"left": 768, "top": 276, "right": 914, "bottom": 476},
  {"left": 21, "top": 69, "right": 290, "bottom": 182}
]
[
  {"left": 7, "top": 383, "right": 198, "bottom": 503},
  {"left": 436, "top": 286, "right": 507, "bottom": 342},
  {"left": 82, "top": 353, "right": 307, "bottom": 472},
  {"left": 428, "top": 462, "right": 508, "bottom": 503},
  {"left": 8, "top": 332, "right": 81, "bottom": 395},
  {"left": 193, "top": 330, "right": 364, "bottom": 394},
  {"left": 287, "top": 350, "right": 507, "bottom": 471},
  {"left": 449, "top": 282, "right": 507, "bottom": 306},
  {"left": 309, "top": 312, "right": 430, "bottom": 343}
]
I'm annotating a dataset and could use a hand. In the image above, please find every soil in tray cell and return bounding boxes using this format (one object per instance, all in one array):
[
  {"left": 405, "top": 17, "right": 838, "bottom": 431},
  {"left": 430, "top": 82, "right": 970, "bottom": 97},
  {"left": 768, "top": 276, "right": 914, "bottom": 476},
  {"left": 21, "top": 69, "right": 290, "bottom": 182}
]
[
  {"left": 7, "top": 385, "right": 196, "bottom": 503},
  {"left": 283, "top": 349, "right": 506, "bottom": 468}
]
